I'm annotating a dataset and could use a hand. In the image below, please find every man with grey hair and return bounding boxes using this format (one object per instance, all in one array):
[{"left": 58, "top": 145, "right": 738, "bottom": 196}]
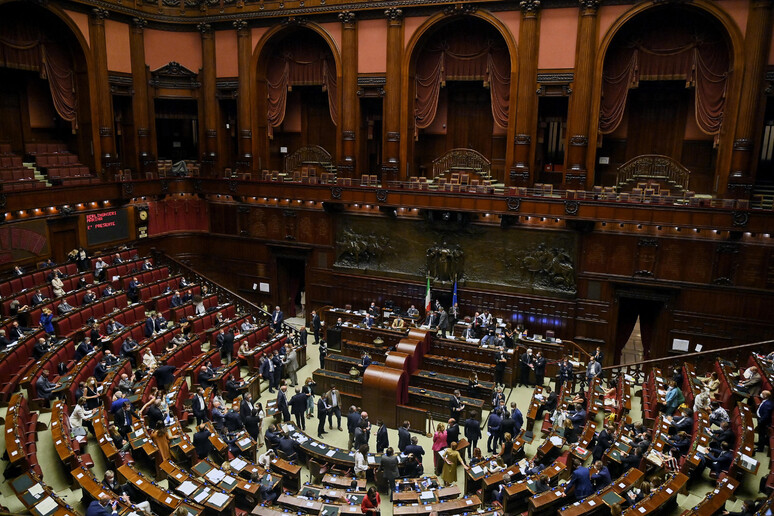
[{"left": 290, "top": 386, "right": 308, "bottom": 429}]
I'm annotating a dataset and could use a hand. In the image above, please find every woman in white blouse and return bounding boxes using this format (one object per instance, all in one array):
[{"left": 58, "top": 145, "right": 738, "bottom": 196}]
[
  {"left": 354, "top": 444, "right": 369, "bottom": 479},
  {"left": 51, "top": 273, "right": 65, "bottom": 297},
  {"left": 142, "top": 349, "right": 157, "bottom": 370},
  {"left": 69, "top": 397, "right": 93, "bottom": 436},
  {"left": 258, "top": 449, "right": 276, "bottom": 468}
]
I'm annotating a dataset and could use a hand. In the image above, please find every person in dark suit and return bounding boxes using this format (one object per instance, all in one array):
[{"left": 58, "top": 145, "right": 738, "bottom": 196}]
[
  {"left": 464, "top": 412, "right": 482, "bottom": 459},
  {"left": 495, "top": 347, "right": 508, "bottom": 387},
  {"left": 568, "top": 403, "right": 587, "bottom": 429},
  {"left": 424, "top": 311, "right": 438, "bottom": 328},
  {"left": 710, "top": 422, "right": 736, "bottom": 450},
  {"left": 223, "top": 374, "right": 243, "bottom": 401},
  {"left": 379, "top": 447, "right": 400, "bottom": 501},
  {"left": 312, "top": 311, "right": 322, "bottom": 344},
  {"left": 239, "top": 392, "right": 254, "bottom": 421},
  {"left": 30, "top": 289, "right": 48, "bottom": 306},
  {"left": 85, "top": 499, "right": 118, "bottom": 516},
  {"left": 319, "top": 341, "right": 328, "bottom": 369},
  {"left": 376, "top": 419, "right": 389, "bottom": 453},
  {"left": 245, "top": 408, "right": 262, "bottom": 441},
  {"left": 265, "top": 424, "right": 281, "bottom": 448},
  {"left": 449, "top": 390, "right": 465, "bottom": 421},
  {"left": 368, "top": 302, "right": 379, "bottom": 316},
  {"left": 297, "top": 326, "right": 308, "bottom": 347},
  {"left": 669, "top": 409, "right": 694, "bottom": 435},
  {"left": 145, "top": 399, "right": 165, "bottom": 429},
  {"left": 362, "top": 314, "right": 375, "bottom": 329},
  {"left": 360, "top": 352, "right": 372, "bottom": 374},
  {"left": 487, "top": 409, "right": 502, "bottom": 453},
  {"left": 114, "top": 401, "right": 135, "bottom": 437},
  {"left": 83, "top": 290, "right": 97, "bottom": 304},
  {"left": 127, "top": 277, "right": 141, "bottom": 303},
  {"left": 438, "top": 308, "right": 450, "bottom": 338},
  {"left": 591, "top": 347, "right": 604, "bottom": 365},
  {"left": 198, "top": 361, "right": 217, "bottom": 389},
  {"left": 278, "top": 434, "right": 297, "bottom": 460},
  {"left": 698, "top": 441, "right": 734, "bottom": 478},
  {"left": 317, "top": 396, "right": 330, "bottom": 437},
  {"left": 33, "top": 337, "right": 51, "bottom": 360},
  {"left": 519, "top": 349, "right": 533, "bottom": 387},
  {"left": 347, "top": 406, "right": 361, "bottom": 449},
  {"left": 591, "top": 461, "right": 612, "bottom": 489},
  {"left": 153, "top": 364, "right": 176, "bottom": 391},
  {"left": 277, "top": 385, "right": 291, "bottom": 422},
  {"left": 593, "top": 425, "right": 615, "bottom": 461},
  {"left": 537, "top": 386, "right": 558, "bottom": 420},
  {"left": 562, "top": 463, "right": 594, "bottom": 500},
  {"left": 9, "top": 321, "right": 25, "bottom": 341},
  {"left": 447, "top": 419, "right": 461, "bottom": 446},
  {"left": 192, "top": 387, "right": 208, "bottom": 425},
  {"left": 259, "top": 355, "right": 276, "bottom": 393},
  {"left": 666, "top": 430, "right": 692, "bottom": 458},
  {"left": 290, "top": 387, "right": 308, "bottom": 429},
  {"left": 272, "top": 306, "right": 284, "bottom": 333},
  {"left": 224, "top": 407, "right": 243, "bottom": 432},
  {"left": 397, "top": 421, "right": 411, "bottom": 452},
  {"left": 271, "top": 352, "right": 283, "bottom": 390},
  {"left": 94, "top": 358, "right": 110, "bottom": 382},
  {"left": 404, "top": 436, "right": 425, "bottom": 460},
  {"left": 533, "top": 352, "right": 547, "bottom": 386},
  {"left": 144, "top": 314, "right": 156, "bottom": 338},
  {"left": 621, "top": 448, "right": 643, "bottom": 472},
  {"left": 75, "top": 338, "right": 94, "bottom": 361},
  {"left": 557, "top": 358, "right": 573, "bottom": 389},
  {"left": 757, "top": 390, "right": 774, "bottom": 452},
  {"left": 220, "top": 328, "right": 235, "bottom": 364},
  {"left": 170, "top": 291, "right": 182, "bottom": 308},
  {"left": 193, "top": 423, "right": 213, "bottom": 459}
]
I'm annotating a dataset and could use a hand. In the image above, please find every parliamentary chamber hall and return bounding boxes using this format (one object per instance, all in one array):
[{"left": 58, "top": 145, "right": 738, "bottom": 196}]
[{"left": 1, "top": 0, "right": 774, "bottom": 511}]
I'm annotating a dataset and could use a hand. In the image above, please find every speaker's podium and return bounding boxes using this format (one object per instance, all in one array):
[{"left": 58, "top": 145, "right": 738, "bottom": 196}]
[{"left": 326, "top": 326, "right": 342, "bottom": 351}]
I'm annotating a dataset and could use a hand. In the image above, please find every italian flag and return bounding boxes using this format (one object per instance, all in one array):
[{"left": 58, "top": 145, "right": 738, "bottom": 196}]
[{"left": 425, "top": 277, "right": 432, "bottom": 313}]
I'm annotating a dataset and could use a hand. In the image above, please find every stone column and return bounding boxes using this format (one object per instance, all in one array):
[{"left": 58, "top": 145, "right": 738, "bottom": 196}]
[
  {"left": 129, "top": 17, "right": 154, "bottom": 177},
  {"left": 339, "top": 11, "right": 358, "bottom": 177},
  {"left": 199, "top": 23, "right": 219, "bottom": 176},
  {"left": 235, "top": 20, "right": 253, "bottom": 173},
  {"left": 90, "top": 8, "right": 117, "bottom": 178},
  {"left": 383, "top": 8, "right": 403, "bottom": 182}
]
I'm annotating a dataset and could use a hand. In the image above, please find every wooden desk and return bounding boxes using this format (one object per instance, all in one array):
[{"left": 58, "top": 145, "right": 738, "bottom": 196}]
[
  {"left": 322, "top": 474, "right": 366, "bottom": 490},
  {"left": 623, "top": 472, "right": 687, "bottom": 516},
  {"left": 118, "top": 464, "right": 183, "bottom": 514},
  {"left": 393, "top": 494, "right": 481, "bottom": 515},
  {"left": 502, "top": 461, "right": 567, "bottom": 514},
  {"left": 161, "top": 460, "right": 236, "bottom": 515},
  {"left": 684, "top": 476, "right": 738, "bottom": 516},
  {"left": 10, "top": 471, "right": 79, "bottom": 516}
]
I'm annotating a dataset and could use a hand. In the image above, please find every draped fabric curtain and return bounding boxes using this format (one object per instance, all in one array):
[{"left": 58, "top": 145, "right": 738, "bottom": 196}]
[
  {"left": 600, "top": 17, "right": 729, "bottom": 138},
  {"left": 0, "top": 20, "right": 78, "bottom": 129},
  {"left": 266, "top": 40, "right": 337, "bottom": 137},
  {"left": 414, "top": 29, "right": 510, "bottom": 136}
]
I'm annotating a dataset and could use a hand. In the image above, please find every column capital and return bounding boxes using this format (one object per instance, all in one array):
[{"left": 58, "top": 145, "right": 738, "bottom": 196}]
[
  {"left": 197, "top": 23, "right": 213, "bottom": 35},
  {"left": 91, "top": 7, "right": 110, "bottom": 22},
  {"left": 233, "top": 19, "right": 248, "bottom": 33},
  {"left": 131, "top": 17, "right": 147, "bottom": 31},
  {"left": 519, "top": 0, "right": 541, "bottom": 16},
  {"left": 339, "top": 11, "right": 356, "bottom": 27},
  {"left": 384, "top": 8, "right": 403, "bottom": 22},
  {"left": 578, "top": 0, "right": 600, "bottom": 14}
]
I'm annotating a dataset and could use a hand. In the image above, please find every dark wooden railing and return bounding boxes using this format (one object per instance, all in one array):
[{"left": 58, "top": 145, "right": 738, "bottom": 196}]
[
  {"left": 616, "top": 154, "right": 691, "bottom": 192},
  {"left": 431, "top": 148, "right": 491, "bottom": 180}
]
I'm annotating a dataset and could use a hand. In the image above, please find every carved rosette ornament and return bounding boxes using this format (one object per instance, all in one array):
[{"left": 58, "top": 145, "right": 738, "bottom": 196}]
[
  {"left": 564, "top": 200, "right": 580, "bottom": 215},
  {"left": 514, "top": 134, "right": 531, "bottom": 145},
  {"left": 338, "top": 11, "right": 356, "bottom": 27},
  {"left": 732, "top": 210, "right": 749, "bottom": 227},
  {"left": 376, "top": 189, "right": 388, "bottom": 203},
  {"left": 519, "top": 0, "right": 540, "bottom": 16},
  {"left": 569, "top": 135, "right": 588, "bottom": 147},
  {"left": 331, "top": 186, "right": 343, "bottom": 199},
  {"left": 506, "top": 197, "right": 521, "bottom": 211}
]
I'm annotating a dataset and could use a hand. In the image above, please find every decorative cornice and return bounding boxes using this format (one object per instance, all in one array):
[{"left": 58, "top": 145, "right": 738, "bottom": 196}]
[
  {"left": 131, "top": 17, "right": 147, "bottom": 29},
  {"left": 537, "top": 72, "right": 574, "bottom": 83},
  {"left": 357, "top": 76, "right": 386, "bottom": 86},
  {"left": 637, "top": 237, "right": 659, "bottom": 247},
  {"left": 342, "top": 130, "right": 356, "bottom": 141},
  {"left": 733, "top": 138, "right": 753, "bottom": 151},
  {"left": 338, "top": 10, "right": 355, "bottom": 25},
  {"left": 197, "top": 22, "right": 212, "bottom": 33},
  {"left": 514, "top": 134, "right": 531, "bottom": 145},
  {"left": 569, "top": 135, "right": 588, "bottom": 146},
  {"left": 282, "top": 15, "right": 307, "bottom": 24},
  {"left": 578, "top": 0, "right": 600, "bottom": 12},
  {"left": 149, "top": 61, "right": 201, "bottom": 89},
  {"left": 443, "top": 3, "right": 477, "bottom": 15}
]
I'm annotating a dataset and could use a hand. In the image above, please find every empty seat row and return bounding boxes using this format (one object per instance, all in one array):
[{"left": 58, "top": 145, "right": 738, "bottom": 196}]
[
  {"left": 0, "top": 155, "right": 23, "bottom": 168},
  {"left": 169, "top": 293, "right": 218, "bottom": 321},
  {"left": 0, "top": 167, "right": 35, "bottom": 181},
  {"left": 24, "top": 142, "right": 68, "bottom": 155},
  {"left": 46, "top": 166, "right": 90, "bottom": 178},
  {"left": 0, "top": 330, "right": 46, "bottom": 403},
  {"left": 4, "top": 393, "right": 43, "bottom": 478},
  {"left": 118, "top": 267, "right": 169, "bottom": 291},
  {"left": 36, "top": 154, "right": 79, "bottom": 167}
]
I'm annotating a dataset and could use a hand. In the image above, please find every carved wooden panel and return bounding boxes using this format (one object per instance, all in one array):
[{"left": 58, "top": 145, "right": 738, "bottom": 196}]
[
  {"left": 634, "top": 238, "right": 659, "bottom": 277},
  {"left": 712, "top": 243, "right": 739, "bottom": 285}
]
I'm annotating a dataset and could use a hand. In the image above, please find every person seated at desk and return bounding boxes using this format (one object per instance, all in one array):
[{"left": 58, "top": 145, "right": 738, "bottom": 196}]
[
  {"left": 102, "top": 470, "right": 153, "bottom": 514},
  {"left": 407, "top": 305, "right": 419, "bottom": 318},
  {"left": 668, "top": 408, "right": 694, "bottom": 435},
  {"left": 491, "top": 472, "right": 512, "bottom": 505},
  {"left": 592, "top": 425, "right": 615, "bottom": 462},
  {"left": 424, "top": 310, "right": 439, "bottom": 329},
  {"left": 33, "top": 337, "right": 51, "bottom": 360},
  {"left": 403, "top": 453, "right": 423, "bottom": 477},
  {"left": 391, "top": 315, "right": 405, "bottom": 330},
  {"left": 117, "top": 374, "right": 133, "bottom": 394},
  {"left": 30, "top": 289, "right": 48, "bottom": 306},
  {"left": 694, "top": 388, "right": 712, "bottom": 412},
  {"left": 567, "top": 404, "right": 586, "bottom": 437},
  {"left": 264, "top": 424, "right": 281, "bottom": 448},
  {"left": 94, "top": 357, "right": 110, "bottom": 382},
  {"left": 57, "top": 299, "right": 75, "bottom": 316},
  {"left": 738, "top": 366, "right": 763, "bottom": 399},
  {"left": 237, "top": 339, "right": 251, "bottom": 360},
  {"left": 82, "top": 290, "right": 97, "bottom": 305},
  {"left": 666, "top": 430, "right": 691, "bottom": 458},
  {"left": 361, "top": 314, "right": 375, "bottom": 329},
  {"left": 36, "top": 369, "right": 59, "bottom": 401},
  {"left": 625, "top": 481, "right": 651, "bottom": 506},
  {"left": 696, "top": 441, "right": 734, "bottom": 478},
  {"left": 462, "top": 325, "right": 477, "bottom": 341},
  {"left": 74, "top": 337, "right": 94, "bottom": 361},
  {"left": 621, "top": 447, "right": 643, "bottom": 472},
  {"left": 278, "top": 433, "right": 297, "bottom": 460},
  {"left": 241, "top": 318, "right": 256, "bottom": 332},
  {"left": 710, "top": 421, "right": 736, "bottom": 450},
  {"left": 481, "top": 328, "right": 497, "bottom": 347},
  {"left": 198, "top": 361, "right": 217, "bottom": 388},
  {"left": 225, "top": 374, "right": 244, "bottom": 400}
]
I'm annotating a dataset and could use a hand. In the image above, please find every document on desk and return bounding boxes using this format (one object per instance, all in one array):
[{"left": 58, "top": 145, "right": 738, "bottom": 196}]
[
  {"left": 326, "top": 449, "right": 336, "bottom": 457},
  {"left": 209, "top": 492, "right": 230, "bottom": 507},
  {"left": 549, "top": 436, "right": 564, "bottom": 447},
  {"left": 28, "top": 483, "right": 45, "bottom": 498},
  {"left": 420, "top": 491, "right": 434, "bottom": 501},
  {"left": 34, "top": 496, "right": 58, "bottom": 516},
  {"left": 470, "top": 465, "right": 483, "bottom": 475},
  {"left": 239, "top": 438, "right": 252, "bottom": 446},
  {"left": 177, "top": 481, "right": 197, "bottom": 496},
  {"left": 194, "top": 488, "right": 211, "bottom": 503},
  {"left": 206, "top": 468, "right": 226, "bottom": 483},
  {"left": 230, "top": 458, "right": 247, "bottom": 470},
  {"left": 367, "top": 455, "right": 376, "bottom": 464}
]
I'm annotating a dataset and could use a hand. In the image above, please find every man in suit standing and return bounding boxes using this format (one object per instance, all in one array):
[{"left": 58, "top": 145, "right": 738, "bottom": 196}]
[
  {"left": 586, "top": 358, "right": 602, "bottom": 383},
  {"left": 311, "top": 311, "right": 322, "bottom": 345},
  {"left": 519, "top": 348, "right": 533, "bottom": 387},
  {"left": 317, "top": 396, "right": 330, "bottom": 437},
  {"left": 534, "top": 352, "right": 547, "bottom": 386},
  {"left": 464, "top": 412, "right": 482, "bottom": 458},
  {"left": 271, "top": 352, "right": 283, "bottom": 390},
  {"left": 260, "top": 355, "right": 276, "bottom": 393},
  {"left": 192, "top": 387, "right": 208, "bottom": 425},
  {"left": 446, "top": 418, "right": 460, "bottom": 445},
  {"left": 319, "top": 341, "right": 328, "bottom": 369},
  {"left": 438, "top": 307, "right": 450, "bottom": 338},
  {"left": 221, "top": 327, "right": 235, "bottom": 364},
  {"left": 404, "top": 436, "right": 425, "bottom": 461},
  {"left": 561, "top": 462, "right": 594, "bottom": 500},
  {"left": 198, "top": 361, "right": 216, "bottom": 389},
  {"left": 397, "top": 421, "right": 411, "bottom": 452},
  {"left": 326, "top": 386, "right": 343, "bottom": 430},
  {"left": 144, "top": 313, "right": 157, "bottom": 338},
  {"left": 277, "top": 384, "right": 291, "bottom": 422},
  {"left": 193, "top": 423, "right": 213, "bottom": 459},
  {"left": 495, "top": 346, "right": 508, "bottom": 387},
  {"left": 272, "top": 306, "right": 284, "bottom": 333},
  {"left": 290, "top": 387, "right": 308, "bottom": 429},
  {"left": 114, "top": 400, "right": 135, "bottom": 437},
  {"left": 347, "top": 406, "right": 361, "bottom": 449},
  {"left": 376, "top": 419, "right": 389, "bottom": 453},
  {"left": 240, "top": 392, "right": 254, "bottom": 421},
  {"left": 449, "top": 389, "right": 465, "bottom": 421},
  {"left": 757, "top": 390, "right": 774, "bottom": 452},
  {"left": 211, "top": 401, "right": 226, "bottom": 432},
  {"left": 285, "top": 348, "right": 299, "bottom": 387},
  {"left": 379, "top": 448, "right": 400, "bottom": 501},
  {"left": 127, "top": 277, "right": 141, "bottom": 303}
]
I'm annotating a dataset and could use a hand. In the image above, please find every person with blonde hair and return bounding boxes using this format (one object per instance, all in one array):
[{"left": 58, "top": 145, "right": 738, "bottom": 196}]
[
  {"left": 432, "top": 422, "right": 448, "bottom": 475},
  {"left": 441, "top": 441, "right": 469, "bottom": 486}
]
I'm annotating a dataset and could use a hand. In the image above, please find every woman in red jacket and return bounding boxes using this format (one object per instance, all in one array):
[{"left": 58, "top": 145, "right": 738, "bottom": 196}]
[{"left": 361, "top": 487, "right": 380, "bottom": 515}]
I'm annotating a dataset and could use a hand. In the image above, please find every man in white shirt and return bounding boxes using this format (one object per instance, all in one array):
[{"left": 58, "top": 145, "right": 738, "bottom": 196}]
[{"left": 326, "top": 386, "right": 342, "bottom": 431}]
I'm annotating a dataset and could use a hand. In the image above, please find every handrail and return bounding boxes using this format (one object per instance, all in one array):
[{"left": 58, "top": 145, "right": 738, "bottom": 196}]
[
  {"left": 591, "top": 338, "right": 774, "bottom": 389},
  {"left": 616, "top": 154, "right": 691, "bottom": 192},
  {"left": 150, "top": 249, "right": 300, "bottom": 338},
  {"left": 431, "top": 148, "right": 491, "bottom": 180}
]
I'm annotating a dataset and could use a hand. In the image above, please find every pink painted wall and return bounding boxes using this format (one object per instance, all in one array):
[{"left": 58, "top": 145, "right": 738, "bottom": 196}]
[
  {"left": 318, "top": 22, "right": 342, "bottom": 56},
  {"left": 252, "top": 27, "right": 268, "bottom": 52},
  {"left": 715, "top": 0, "right": 747, "bottom": 38},
  {"left": 597, "top": 4, "right": 630, "bottom": 47},
  {"left": 105, "top": 20, "right": 131, "bottom": 73},
  {"left": 144, "top": 29, "right": 202, "bottom": 72},
  {"left": 495, "top": 11, "right": 520, "bottom": 53},
  {"left": 404, "top": 16, "right": 428, "bottom": 49},
  {"left": 63, "top": 9, "right": 89, "bottom": 48},
  {"left": 215, "top": 30, "right": 238, "bottom": 77},
  {"left": 358, "top": 19, "right": 387, "bottom": 73},
  {"left": 538, "top": 8, "right": 577, "bottom": 69}
]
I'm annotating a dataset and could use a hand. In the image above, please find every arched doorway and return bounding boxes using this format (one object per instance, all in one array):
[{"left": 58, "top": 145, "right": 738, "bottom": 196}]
[
  {"left": 254, "top": 27, "right": 339, "bottom": 175},
  {"left": 406, "top": 17, "right": 512, "bottom": 182},
  {"left": 594, "top": 5, "right": 733, "bottom": 194},
  {"left": 0, "top": 2, "right": 93, "bottom": 169}
]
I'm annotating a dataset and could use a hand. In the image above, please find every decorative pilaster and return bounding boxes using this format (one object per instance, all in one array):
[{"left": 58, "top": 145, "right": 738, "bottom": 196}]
[
  {"left": 510, "top": 0, "right": 541, "bottom": 186},
  {"left": 564, "top": 0, "right": 600, "bottom": 189},
  {"left": 234, "top": 20, "right": 253, "bottom": 172},
  {"left": 339, "top": 11, "right": 357, "bottom": 177},
  {"left": 129, "top": 18, "right": 155, "bottom": 177},
  {"left": 726, "top": 0, "right": 774, "bottom": 196},
  {"left": 383, "top": 8, "right": 403, "bottom": 181},
  {"left": 199, "top": 23, "right": 218, "bottom": 176},
  {"left": 90, "top": 8, "right": 117, "bottom": 178}
]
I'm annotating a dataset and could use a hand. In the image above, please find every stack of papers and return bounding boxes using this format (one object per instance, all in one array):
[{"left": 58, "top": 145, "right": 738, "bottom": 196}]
[
  {"left": 177, "top": 481, "right": 197, "bottom": 496},
  {"left": 209, "top": 492, "right": 230, "bottom": 507},
  {"left": 230, "top": 458, "right": 247, "bottom": 470},
  {"left": 206, "top": 469, "right": 226, "bottom": 483}
]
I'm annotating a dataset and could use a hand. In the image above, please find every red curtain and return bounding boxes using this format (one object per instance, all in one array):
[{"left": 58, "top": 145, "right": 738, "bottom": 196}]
[
  {"left": 600, "top": 14, "right": 729, "bottom": 138},
  {"left": 266, "top": 39, "right": 337, "bottom": 137},
  {"left": 414, "top": 27, "right": 510, "bottom": 137},
  {"left": 0, "top": 18, "right": 78, "bottom": 129}
]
